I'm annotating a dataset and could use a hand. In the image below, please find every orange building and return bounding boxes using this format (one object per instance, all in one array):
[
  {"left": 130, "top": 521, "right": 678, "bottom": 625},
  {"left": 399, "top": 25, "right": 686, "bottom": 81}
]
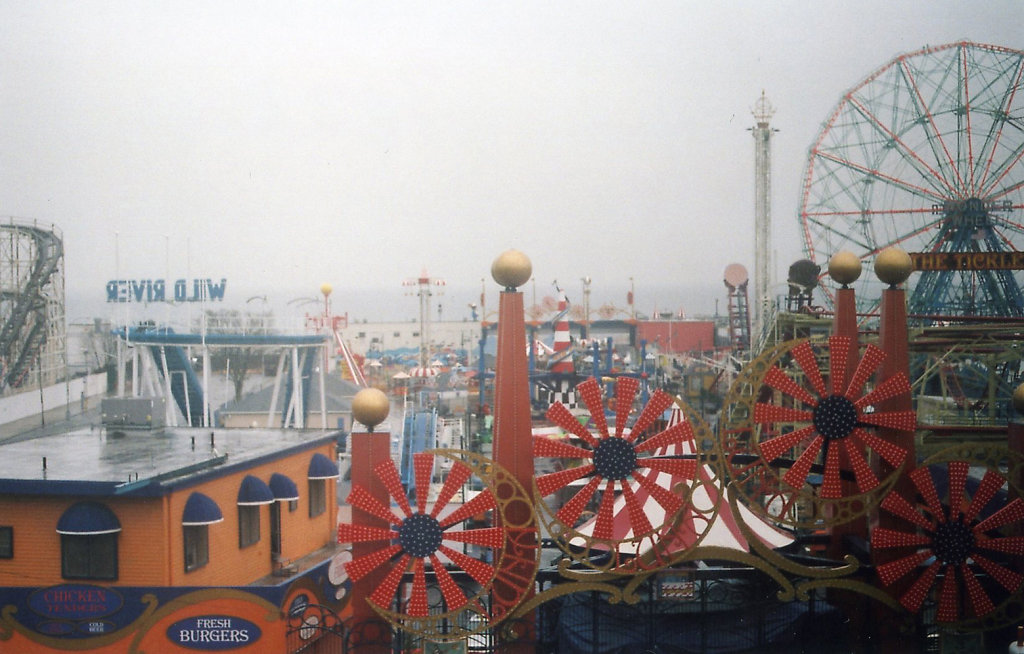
[{"left": 0, "top": 424, "right": 349, "bottom": 652}]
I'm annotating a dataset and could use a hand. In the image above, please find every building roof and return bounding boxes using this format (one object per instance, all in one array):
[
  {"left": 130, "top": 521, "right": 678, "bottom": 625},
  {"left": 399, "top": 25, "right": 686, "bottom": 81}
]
[{"left": 0, "top": 425, "right": 338, "bottom": 498}]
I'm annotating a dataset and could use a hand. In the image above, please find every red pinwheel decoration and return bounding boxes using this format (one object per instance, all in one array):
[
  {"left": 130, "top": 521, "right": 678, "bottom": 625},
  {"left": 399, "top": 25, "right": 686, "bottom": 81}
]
[
  {"left": 872, "top": 461, "right": 1024, "bottom": 623},
  {"left": 753, "top": 335, "right": 915, "bottom": 498},
  {"left": 337, "top": 452, "right": 506, "bottom": 621},
  {"left": 534, "top": 376, "right": 696, "bottom": 544}
]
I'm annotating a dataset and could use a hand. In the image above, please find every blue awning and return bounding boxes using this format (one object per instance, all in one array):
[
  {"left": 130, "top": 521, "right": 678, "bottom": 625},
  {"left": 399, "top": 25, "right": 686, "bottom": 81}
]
[
  {"left": 308, "top": 453, "right": 338, "bottom": 480},
  {"left": 56, "top": 502, "right": 122, "bottom": 535},
  {"left": 237, "top": 475, "right": 274, "bottom": 506},
  {"left": 269, "top": 473, "right": 300, "bottom": 501},
  {"left": 182, "top": 492, "right": 224, "bottom": 526}
]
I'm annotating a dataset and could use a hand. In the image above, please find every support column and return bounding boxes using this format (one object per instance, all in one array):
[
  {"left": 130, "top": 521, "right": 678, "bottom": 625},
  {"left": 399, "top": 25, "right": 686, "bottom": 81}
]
[
  {"left": 346, "top": 389, "right": 393, "bottom": 653},
  {"left": 872, "top": 249, "right": 916, "bottom": 518},
  {"left": 490, "top": 250, "right": 537, "bottom": 652},
  {"left": 1009, "top": 388, "right": 1024, "bottom": 543},
  {"left": 869, "top": 248, "right": 917, "bottom": 645},
  {"left": 826, "top": 254, "right": 865, "bottom": 555}
]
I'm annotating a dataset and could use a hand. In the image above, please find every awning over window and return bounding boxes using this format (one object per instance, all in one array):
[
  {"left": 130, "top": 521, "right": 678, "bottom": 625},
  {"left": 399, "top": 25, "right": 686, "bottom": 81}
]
[
  {"left": 56, "top": 502, "right": 122, "bottom": 535},
  {"left": 269, "top": 473, "right": 300, "bottom": 501},
  {"left": 237, "top": 475, "right": 275, "bottom": 506},
  {"left": 308, "top": 452, "right": 339, "bottom": 480},
  {"left": 182, "top": 492, "right": 224, "bottom": 526}
]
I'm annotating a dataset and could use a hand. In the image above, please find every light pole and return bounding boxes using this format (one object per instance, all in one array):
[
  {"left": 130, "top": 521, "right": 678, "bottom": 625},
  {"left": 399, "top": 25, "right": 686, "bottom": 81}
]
[
  {"left": 580, "top": 276, "right": 591, "bottom": 339},
  {"left": 629, "top": 276, "right": 635, "bottom": 320},
  {"left": 246, "top": 295, "right": 268, "bottom": 335}
]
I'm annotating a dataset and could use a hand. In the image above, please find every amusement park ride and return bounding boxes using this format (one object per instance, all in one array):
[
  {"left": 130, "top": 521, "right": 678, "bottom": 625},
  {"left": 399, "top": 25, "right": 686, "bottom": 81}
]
[
  {"left": 334, "top": 246, "right": 1024, "bottom": 652},
  {"left": 792, "top": 40, "right": 1024, "bottom": 441},
  {"left": 0, "top": 219, "right": 64, "bottom": 393},
  {"left": 304, "top": 282, "right": 366, "bottom": 387},
  {"left": 2, "top": 39, "right": 1024, "bottom": 652},
  {"left": 799, "top": 41, "right": 1024, "bottom": 322},
  {"left": 326, "top": 43, "right": 1024, "bottom": 651}
]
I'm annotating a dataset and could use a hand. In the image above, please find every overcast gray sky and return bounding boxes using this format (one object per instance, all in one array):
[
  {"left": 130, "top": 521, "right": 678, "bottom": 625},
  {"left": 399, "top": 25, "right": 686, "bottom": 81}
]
[{"left": 2, "top": 1, "right": 1022, "bottom": 324}]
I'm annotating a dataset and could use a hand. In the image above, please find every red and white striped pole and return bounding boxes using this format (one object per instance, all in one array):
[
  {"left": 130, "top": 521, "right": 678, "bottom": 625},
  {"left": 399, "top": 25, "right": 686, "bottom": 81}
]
[{"left": 550, "top": 293, "right": 574, "bottom": 374}]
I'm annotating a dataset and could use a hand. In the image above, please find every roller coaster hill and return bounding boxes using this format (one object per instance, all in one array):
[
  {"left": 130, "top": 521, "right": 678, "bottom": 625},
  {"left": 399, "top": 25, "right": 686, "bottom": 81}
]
[{"left": 0, "top": 219, "right": 65, "bottom": 396}]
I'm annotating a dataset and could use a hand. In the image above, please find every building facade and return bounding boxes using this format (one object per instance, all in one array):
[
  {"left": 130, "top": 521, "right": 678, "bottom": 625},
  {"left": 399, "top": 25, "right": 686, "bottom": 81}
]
[{"left": 0, "top": 425, "right": 348, "bottom": 653}]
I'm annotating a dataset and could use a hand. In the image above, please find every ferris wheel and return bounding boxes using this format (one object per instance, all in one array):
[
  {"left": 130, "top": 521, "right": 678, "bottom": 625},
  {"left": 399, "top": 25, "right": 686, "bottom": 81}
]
[{"left": 799, "top": 41, "right": 1024, "bottom": 319}]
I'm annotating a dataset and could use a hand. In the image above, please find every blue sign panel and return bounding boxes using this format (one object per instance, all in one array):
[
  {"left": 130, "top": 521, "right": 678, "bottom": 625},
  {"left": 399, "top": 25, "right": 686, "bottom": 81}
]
[{"left": 167, "top": 615, "right": 262, "bottom": 650}]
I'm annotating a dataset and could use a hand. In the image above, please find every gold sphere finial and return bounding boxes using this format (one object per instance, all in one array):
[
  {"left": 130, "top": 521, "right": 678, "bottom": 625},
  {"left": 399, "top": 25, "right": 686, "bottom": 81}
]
[
  {"left": 352, "top": 388, "right": 389, "bottom": 431},
  {"left": 875, "top": 247, "right": 913, "bottom": 287},
  {"left": 491, "top": 249, "right": 532, "bottom": 290},
  {"left": 320, "top": 282, "right": 333, "bottom": 298},
  {"left": 1013, "top": 383, "right": 1024, "bottom": 416},
  {"left": 828, "top": 251, "right": 862, "bottom": 287}
]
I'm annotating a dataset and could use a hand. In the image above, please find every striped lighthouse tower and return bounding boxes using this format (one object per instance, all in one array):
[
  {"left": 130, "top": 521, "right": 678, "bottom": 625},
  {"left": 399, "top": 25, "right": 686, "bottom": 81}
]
[
  {"left": 546, "top": 293, "right": 579, "bottom": 408},
  {"left": 549, "top": 293, "right": 574, "bottom": 374}
]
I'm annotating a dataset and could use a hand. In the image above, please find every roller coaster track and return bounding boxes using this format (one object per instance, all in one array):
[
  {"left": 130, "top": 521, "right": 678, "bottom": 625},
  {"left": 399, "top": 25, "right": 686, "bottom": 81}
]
[{"left": 0, "top": 222, "right": 63, "bottom": 391}]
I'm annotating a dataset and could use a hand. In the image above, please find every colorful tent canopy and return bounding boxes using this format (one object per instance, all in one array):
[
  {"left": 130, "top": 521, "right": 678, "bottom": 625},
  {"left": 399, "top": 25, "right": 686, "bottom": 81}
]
[{"left": 570, "top": 407, "right": 792, "bottom": 556}]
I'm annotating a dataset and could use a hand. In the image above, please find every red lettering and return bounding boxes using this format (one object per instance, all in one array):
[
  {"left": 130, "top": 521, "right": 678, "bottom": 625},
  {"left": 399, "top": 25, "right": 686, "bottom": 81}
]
[{"left": 490, "top": 527, "right": 538, "bottom": 618}]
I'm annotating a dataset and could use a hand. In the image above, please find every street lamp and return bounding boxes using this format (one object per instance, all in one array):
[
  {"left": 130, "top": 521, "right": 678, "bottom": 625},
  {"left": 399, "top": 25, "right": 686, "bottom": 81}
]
[{"left": 580, "top": 276, "right": 592, "bottom": 339}]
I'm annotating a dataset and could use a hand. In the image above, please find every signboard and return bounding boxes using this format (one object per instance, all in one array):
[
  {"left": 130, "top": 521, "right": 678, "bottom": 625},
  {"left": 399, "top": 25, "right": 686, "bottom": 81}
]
[
  {"left": 28, "top": 584, "right": 123, "bottom": 621},
  {"left": 657, "top": 574, "right": 696, "bottom": 601},
  {"left": 0, "top": 560, "right": 344, "bottom": 652},
  {"left": 909, "top": 252, "right": 1024, "bottom": 272},
  {"left": 167, "top": 615, "right": 261, "bottom": 650},
  {"left": 105, "top": 278, "right": 227, "bottom": 303}
]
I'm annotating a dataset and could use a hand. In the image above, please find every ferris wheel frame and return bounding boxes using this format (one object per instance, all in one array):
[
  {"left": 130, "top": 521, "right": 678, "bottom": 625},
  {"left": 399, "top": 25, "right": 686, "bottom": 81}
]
[{"left": 798, "top": 41, "right": 1024, "bottom": 320}]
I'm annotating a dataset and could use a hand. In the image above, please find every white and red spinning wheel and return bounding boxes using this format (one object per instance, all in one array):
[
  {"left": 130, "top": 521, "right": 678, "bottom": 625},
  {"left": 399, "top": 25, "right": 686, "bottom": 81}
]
[
  {"left": 872, "top": 451, "right": 1024, "bottom": 628},
  {"left": 533, "top": 376, "right": 712, "bottom": 571},
  {"left": 337, "top": 450, "right": 537, "bottom": 640},
  {"left": 718, "top": 335, "right": 915, "bottom": 529}
]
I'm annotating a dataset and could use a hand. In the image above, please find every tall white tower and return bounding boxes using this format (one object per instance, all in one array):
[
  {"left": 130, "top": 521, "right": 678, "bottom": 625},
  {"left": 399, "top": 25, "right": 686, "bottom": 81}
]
[
  {"left": 750, "top": 91, "right": 777, "bottom": 348},
  {"left": 403, "top": 269, "right": 445, "bottom": 368}
]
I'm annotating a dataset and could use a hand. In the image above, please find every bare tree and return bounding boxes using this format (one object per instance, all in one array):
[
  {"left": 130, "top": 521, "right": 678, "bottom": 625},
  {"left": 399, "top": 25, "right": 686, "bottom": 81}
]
[{"left": 197, "top": 308, "right": 276, "bottom": 402}]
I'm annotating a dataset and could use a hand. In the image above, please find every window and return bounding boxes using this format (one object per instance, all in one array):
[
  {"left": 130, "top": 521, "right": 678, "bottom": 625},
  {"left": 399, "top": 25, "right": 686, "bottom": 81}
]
[
  {"left": 0, "top": 526, "right": 12, "bottom": 558},
  {"left": 288, "top": 499, "right": 299, "bottom": 513},
  {"left": 238, "top": 505, "right": 260, "bottom": 548},
  {"left": 270, "top": 503, "right": 282, "bottom": 559},
  {"left": 182, "top": 492, "right": 222, "bottom": 570},
  {"left": 308, "top": 479, "right": 326, "bottom": 517},
  {"left": 61, "top": 534, "right": 118, "bottom": 580},
  {"left": 184, "top": 525, "right": 210, "bottom": 572}
]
